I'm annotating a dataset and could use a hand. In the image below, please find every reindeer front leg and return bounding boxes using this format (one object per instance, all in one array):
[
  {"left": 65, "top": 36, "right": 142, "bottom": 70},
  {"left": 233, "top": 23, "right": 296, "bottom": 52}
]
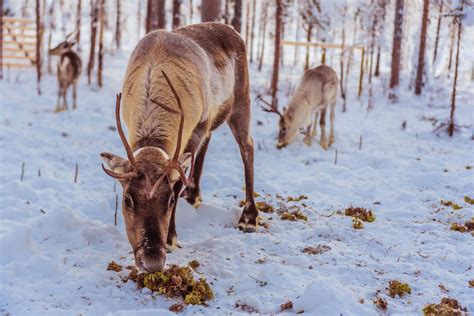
[
  {"left": 228, "top": 115, "right": 258, "bottom": 233},
  {"left": 319, "top": 107, "right": 328, "bottom": 150},
  {"left": 182, "top": 135, "right": 211, "bottom": 208}
]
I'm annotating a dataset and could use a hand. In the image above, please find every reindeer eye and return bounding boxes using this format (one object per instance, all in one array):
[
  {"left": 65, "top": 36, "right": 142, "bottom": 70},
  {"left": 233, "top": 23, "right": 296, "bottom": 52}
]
[{"left": 124, "top": 194, "right": 134, "bottom": 209}]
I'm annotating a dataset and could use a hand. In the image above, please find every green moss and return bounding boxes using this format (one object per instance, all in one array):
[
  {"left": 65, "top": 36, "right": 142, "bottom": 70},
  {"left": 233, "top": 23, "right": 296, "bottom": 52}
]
[
  {"left": 387, "top": 280, "right": 411, "bottom": 298},
  {"left": 280, "top": 209, "right": 307, "bottom": 221},
  {"left": 423, "top": 298, "right": 466, "bottom": 315},
  {"left": 121, "top": 264, "right": 213, "bottom": 306},
  {"left": 441, "top": 200, "right": 463, "bottom": 210},
  {"left": 464, "top": 196, "right": 474, "bottom": 205},
  {"left": 256, "top": 201, "right": 274, "bottom": 213},
  {"left": 344, "top": 207, "right": 376, "bottom": 222},
  {"left": 352, "top": 218, "right": 364, "bottom": 229},
  {"left": 188, "top": 260, "right": 200, "bottom": 270},
  {"left": 287, "top": 195, "right": 308, "bottom": 202},
  {"left": 450, "top": 218, "right": 474, "bottom": 234},
  {"left": 107, "top": 261, "right": 123, "bottom": 272},
  {"left": 183, "top": 279, "right": 214, "bottom": 305}
]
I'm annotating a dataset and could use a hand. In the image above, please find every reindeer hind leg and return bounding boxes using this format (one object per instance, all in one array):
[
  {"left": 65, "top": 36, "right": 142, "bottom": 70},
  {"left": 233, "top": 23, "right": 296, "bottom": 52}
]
[{"left": 319, "top": 107, "right": 328, "bottom": 150}]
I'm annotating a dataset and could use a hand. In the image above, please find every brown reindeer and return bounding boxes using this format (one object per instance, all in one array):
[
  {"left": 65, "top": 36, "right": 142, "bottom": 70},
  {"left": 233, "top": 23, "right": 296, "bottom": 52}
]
[
  {"left": 49, "top": 32, "right": 82, "bottom": 112},
  {"left": 262, "top": 65, "right": 338, "bottom": 149},
  {"left": 100, "top": 23, "right": 257, "bottom": 272}
]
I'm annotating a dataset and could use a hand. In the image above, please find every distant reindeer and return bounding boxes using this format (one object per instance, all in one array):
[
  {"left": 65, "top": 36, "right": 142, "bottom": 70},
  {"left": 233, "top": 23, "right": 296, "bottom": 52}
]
[
  {"left": 100, "top": 23, "right": 257, "bottom": 272},
  {"left": 49, "top": 31, "right": 82, "bottom": 112},
  {"left": 262, "top": 65, "right": 338, "bottom": 149}
]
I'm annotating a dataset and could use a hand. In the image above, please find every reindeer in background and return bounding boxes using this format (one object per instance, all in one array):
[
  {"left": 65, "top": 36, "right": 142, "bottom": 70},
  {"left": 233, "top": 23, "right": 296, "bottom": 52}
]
[
  {"left": 262, "top": 65, "right": 338, "bottom": 149},
  {"left": 100, "top": 23, "right": 257, "bottom": 272},
  {"left": 49, "top": 31, "right": 82, "bottom": 112}
]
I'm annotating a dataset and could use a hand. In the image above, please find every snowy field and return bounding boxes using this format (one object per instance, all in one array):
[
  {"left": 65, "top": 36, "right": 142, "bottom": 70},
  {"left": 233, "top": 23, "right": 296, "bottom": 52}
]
[{"left": 1, "top": 49, "right": 473, "bottom": 315}]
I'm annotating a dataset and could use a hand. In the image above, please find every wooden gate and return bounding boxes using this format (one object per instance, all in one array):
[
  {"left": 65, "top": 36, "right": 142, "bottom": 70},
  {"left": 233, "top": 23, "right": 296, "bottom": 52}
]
[{"left": 1, "top": 17, "right": 38, "bottom": 76}]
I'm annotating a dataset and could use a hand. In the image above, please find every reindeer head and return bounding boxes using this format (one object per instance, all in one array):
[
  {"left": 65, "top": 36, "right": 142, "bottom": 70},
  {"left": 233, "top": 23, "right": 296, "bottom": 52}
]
[
  {"left": 258, "top": 95, "right": 295, "bottom": 149},
  {"left": 101, "top": 73, "right": 194, "bottom": 272},
  {"left": 49, "top": 31, "right": 77, "bottom": 56}
]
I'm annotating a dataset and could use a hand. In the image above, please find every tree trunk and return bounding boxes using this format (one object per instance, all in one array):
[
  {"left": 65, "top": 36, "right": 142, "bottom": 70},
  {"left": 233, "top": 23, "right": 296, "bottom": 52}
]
[
  {"left": 36, "top": 0, "right": 42, "bottom": 94},
  {"left": 137, "top": 1, "right": 142, "bottom": 37},
  {"left": 389, "top": 0, "right": 404, "bottom": 89},
  {"left": 249, "top": 0, "right": 256, "bottom": 62},
  {"left": 76, "top": 0, "right": 82, "bottom": 49},
  {"left": 447, "top": 22, "right": 455, "bottom": 75},
  {"left": 146, "top": 0, "right": 152, "bottom": 33},
  {"left": 224, "top": 0, "right": 230, "bottom": 24},
  {"left": 157, "top": 0, "right": 166, "bottom": 29},
  {"left": 97, "top": 0, "right": 105, "bottom": 87},
  {"left": 448, "top": 0, "right": 463, "bottom": 137},
  {"left": 374, "top": 46, "right": 381, "bottom": 77},
  {"left": 304, "top": 25, "right": 312, "bottom": 70},
  {"left": 258, "top": 1, "right": 268, "bottom": 71},
  {"left": 270, "top": 0, "right": 282, "bottom": 107},
  {"left": 115, "top": 0, "right": 121, "bottom": 49},
  {"left": 172, "top": 0, "right": 181, "bottom": 29},
  {"left": 87, "top": 0, "right": 98, "bottom": 84},
  {"left": 414, "top": 0, "right": 429, "bottom": 95},
  {"left": 232, "top": 0, "right": 243, "bottom": 33},
  {"left": 201, "top": 0, "right": 221, "bottom": 22},
  {"left": 245, "top": 0, "right": 250, "bottom": 45},
  {"left": 432, "top": 0, "right": 443, "bottom": 63}
]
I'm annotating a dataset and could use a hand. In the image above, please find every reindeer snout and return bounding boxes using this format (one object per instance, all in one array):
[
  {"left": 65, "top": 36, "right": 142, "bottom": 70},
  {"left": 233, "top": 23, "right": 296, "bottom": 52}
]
[{"left": 135, "top": 247, "right": 167, "bottom": 272}]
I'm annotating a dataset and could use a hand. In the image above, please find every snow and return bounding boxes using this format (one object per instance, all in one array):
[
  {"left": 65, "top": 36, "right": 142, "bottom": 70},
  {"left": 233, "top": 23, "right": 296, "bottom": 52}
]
[
  {"left": 1, "top": 51, "right": 473, "bottom": 314},
  {"left": 1, "top": 0, "right": 474, "bottom": 314}
]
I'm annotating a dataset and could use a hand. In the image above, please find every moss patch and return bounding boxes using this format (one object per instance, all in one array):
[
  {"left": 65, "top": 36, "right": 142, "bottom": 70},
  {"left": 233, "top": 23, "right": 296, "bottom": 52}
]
[
  {"left": 423, "top": 298, "right": 467, "bottom": 316},
  {"left": 286, "top": 195, "right": 308, "bottom": 202},
  {"left": 450, "top": 218, "right": 474, "bottom": 234},
  {"left": 280, "top": 209, "right": 308, "bottom": 221},
  {"left": 256, "top": 201, "right": 274, "bottom": 213},
  {"left": 464, "top": 196, "right": 474, "bottom": 205},
  {"left": 373, "top": 296, "right": 388, "bottom": 311},
  {"left": 344, "top": 206, "right": 376, "bottom": 222},
  {"left": 440, "top": 200, "right": 463, "bottom": 210},
  {"left": 387, "top": 280, "right": 411, "bottom": 298},
  {"left": 107, "top": 261, "right": 123, "bottom": 272},
  {"left": 112, "top": 261, "right": 213, "bottom": 306},
  {"left": 352, "top": 218, "right": 364, "bottom": 229}
]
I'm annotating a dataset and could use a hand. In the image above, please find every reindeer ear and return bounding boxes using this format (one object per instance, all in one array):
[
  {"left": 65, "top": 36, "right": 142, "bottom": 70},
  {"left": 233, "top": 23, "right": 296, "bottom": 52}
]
[
  {"left": 100, "top": 152, "right": 133, "bottom": 174},
  {"left": 168, "top": 152, "right": 193, "bottom": 183}
]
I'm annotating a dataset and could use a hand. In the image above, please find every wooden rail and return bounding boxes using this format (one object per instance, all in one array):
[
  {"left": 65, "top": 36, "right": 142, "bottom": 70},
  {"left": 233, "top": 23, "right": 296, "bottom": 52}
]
[
  {"left": 1, "top": 16, "right": 38, "bottom": 76},
  {"left": 282, "top": 40, "right": 366, "bottom": 97}
]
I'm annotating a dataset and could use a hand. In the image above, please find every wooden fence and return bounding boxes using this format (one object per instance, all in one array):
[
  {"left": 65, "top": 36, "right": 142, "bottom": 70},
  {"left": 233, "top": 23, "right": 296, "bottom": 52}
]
[
  {"left": 282, "top": 41, "right": 365, "bottom": 97},
  {"left": 1, "top": 17, "right": 39, "bottom": 76}
]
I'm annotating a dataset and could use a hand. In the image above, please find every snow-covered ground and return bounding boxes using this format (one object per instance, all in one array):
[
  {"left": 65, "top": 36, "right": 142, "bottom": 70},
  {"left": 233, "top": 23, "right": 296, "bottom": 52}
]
[{"left": 1, "top": 46, "right": 473, "bottom": 315}]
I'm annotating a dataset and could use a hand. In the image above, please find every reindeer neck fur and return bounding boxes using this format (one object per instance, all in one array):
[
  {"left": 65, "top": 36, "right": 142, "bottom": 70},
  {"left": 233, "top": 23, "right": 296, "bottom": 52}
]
[
  {"left": 284, "top": 86, "right": 314, "bottom": 129},
  {"left": 121, "top": 23, "right": 240, "bottom": 161}
]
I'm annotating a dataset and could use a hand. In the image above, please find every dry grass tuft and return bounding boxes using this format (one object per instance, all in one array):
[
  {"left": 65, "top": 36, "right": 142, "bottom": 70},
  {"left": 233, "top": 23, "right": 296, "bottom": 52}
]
[
  {"left": 344, "top": 206, "right": 376, "bottom": 222},
  {"left": 423, "top": 297, "right": 467, "bottom": 316}
]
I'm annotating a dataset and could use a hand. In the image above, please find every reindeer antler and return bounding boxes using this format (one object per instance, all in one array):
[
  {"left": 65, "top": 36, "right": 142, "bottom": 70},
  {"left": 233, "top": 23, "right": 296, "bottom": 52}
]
[
  {"left": 100, "top": 94, "right": 139, "bottom": 180},
  {"left": 115, "top": 93, "right": 138, "bottom": 168},
  {"left": 147, "top": 71, "right": 195, "bottom": 199},
  {"left": 257, "top": 94, "right": 283, "bottom": 119}
]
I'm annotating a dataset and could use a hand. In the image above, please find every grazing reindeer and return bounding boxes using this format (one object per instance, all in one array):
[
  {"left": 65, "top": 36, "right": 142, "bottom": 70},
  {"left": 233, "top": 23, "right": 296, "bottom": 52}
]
[
  {"left": 262, "top": 65, "right": 338, "bottom": 149},
  {"left": 100, "top": 23, "right": 257, "bottom": 272},
  {"left": 49, "top": 32, "right": 82, "bottom": 112}
]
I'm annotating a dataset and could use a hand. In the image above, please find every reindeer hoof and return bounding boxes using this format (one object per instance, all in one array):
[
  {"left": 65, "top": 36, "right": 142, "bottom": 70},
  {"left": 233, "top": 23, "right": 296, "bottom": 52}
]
[
  {"left": 166, "top": 236, "right": 181, "bottom": 252},
  {"left": 237, "top": 205, "right": 259, "bottom": 233},
  {"left": 320, "top": 140, "right": 328, "bottom": 150},
  {"left": 303, "top": 137, "right": 312, "bottom": 146},
  {"left": 329, "top": 136, "right": 335, "bottom": 146}
]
